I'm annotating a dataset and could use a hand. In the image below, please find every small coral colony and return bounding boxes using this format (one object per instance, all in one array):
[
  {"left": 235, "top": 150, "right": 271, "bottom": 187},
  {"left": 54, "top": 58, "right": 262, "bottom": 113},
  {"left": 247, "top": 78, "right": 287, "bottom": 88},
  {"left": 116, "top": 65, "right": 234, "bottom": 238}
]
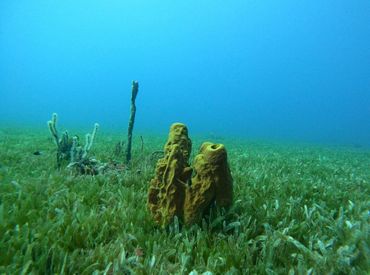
[{"left": 47, "top": 82, "right": 233, "bottom": 228}]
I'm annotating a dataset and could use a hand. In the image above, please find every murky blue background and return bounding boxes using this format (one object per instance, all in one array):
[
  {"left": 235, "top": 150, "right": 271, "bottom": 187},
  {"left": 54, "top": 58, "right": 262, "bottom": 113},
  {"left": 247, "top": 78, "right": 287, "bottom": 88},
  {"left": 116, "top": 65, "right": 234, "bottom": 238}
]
[{"left": 1, "top": 1, "right": 369, "bottom": 146}]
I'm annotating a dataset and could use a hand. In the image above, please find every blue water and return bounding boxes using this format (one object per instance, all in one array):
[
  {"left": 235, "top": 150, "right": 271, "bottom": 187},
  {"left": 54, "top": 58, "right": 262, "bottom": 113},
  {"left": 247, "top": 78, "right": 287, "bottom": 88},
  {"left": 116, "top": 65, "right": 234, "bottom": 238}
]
[{"left": 1, "top": 1, "right": 369, "bottom": 146}]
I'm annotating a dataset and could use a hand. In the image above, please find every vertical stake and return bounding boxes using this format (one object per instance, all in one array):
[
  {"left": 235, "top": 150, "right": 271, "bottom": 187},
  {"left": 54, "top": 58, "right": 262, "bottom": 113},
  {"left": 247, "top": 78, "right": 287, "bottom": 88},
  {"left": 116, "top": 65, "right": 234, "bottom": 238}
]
[{"left": 126, "top": 80, "right": 139, "bottom": 164}]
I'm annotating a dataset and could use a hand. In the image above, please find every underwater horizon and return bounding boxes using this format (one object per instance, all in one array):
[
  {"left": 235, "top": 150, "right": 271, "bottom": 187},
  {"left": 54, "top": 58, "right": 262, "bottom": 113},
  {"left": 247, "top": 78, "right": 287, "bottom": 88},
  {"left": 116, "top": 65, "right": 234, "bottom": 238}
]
[{"left": 1, "top": 0, "right": 370, "bottom": 146}]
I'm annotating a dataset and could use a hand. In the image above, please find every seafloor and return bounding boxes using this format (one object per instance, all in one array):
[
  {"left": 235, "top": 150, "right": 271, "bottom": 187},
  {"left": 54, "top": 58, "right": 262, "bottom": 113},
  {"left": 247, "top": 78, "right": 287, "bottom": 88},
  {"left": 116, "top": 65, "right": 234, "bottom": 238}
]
[{"left": 0, "top": 128, "right": 369, "bottom": 274}]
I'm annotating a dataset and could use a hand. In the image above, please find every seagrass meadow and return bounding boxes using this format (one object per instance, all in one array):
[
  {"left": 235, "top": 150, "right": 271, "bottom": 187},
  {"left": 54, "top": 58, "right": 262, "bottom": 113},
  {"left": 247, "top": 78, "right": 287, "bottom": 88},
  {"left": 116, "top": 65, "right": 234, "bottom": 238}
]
[{"left": 0, "top": 128, "right": 369, "bottom": 274}]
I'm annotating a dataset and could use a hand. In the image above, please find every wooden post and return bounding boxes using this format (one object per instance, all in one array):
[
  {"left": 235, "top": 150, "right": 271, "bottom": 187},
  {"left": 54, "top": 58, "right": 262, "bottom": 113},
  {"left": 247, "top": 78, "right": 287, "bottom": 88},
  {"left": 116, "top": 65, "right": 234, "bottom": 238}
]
[{"left": 126, "top": 80, "right": 139, "bottom": 164}]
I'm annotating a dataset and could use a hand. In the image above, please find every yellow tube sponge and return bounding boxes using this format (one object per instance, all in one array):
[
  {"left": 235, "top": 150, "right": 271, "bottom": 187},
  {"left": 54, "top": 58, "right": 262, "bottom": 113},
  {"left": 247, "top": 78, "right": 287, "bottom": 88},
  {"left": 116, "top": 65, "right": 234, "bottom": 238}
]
[
  {"left": 147, "top": 123, "right": 192, "bottom": 227},
  {"left": 147, "top": 123, "right": 233, "bottom": 227},
  {"left": 184, "top": 142, "right": 233, "bottom": 225}
]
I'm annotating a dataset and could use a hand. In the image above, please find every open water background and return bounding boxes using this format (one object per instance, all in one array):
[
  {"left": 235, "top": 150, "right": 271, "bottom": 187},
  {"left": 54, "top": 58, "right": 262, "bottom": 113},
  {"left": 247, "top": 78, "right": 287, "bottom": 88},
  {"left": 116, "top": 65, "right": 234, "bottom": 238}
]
[{"left": 0, "top": 1, "right": 369, "bottom": 146}]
